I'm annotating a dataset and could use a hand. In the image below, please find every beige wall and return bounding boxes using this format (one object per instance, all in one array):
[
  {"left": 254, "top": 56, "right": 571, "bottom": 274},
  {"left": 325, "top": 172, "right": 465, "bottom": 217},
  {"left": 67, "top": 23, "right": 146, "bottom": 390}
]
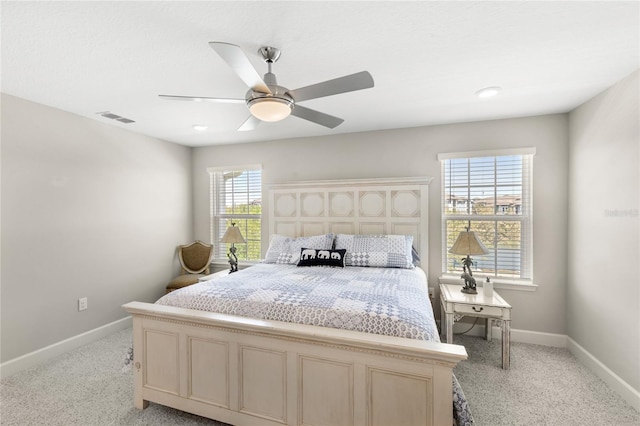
[
  {"left": 1, "top": 94, "right": 193, "bottom": 362},
  {"left": 192, "top": 114, "right": 569, "bottom": 335},
  {"left": 568, "top": 70, "right": 640, "bottom": 391}
]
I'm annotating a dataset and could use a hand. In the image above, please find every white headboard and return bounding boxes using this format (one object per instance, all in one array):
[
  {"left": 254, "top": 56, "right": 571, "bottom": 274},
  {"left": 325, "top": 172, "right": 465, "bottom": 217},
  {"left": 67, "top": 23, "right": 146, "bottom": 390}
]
[{"left": 268, "top": 177, "right": 432, "bottom": 274}]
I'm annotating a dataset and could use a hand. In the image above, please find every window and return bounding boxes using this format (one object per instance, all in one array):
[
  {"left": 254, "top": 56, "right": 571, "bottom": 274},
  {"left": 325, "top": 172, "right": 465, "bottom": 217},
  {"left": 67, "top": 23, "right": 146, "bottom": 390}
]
[
  {"left": 209, "top": 165, "right": 262, "bottom": 262},
  {"left": 439, "top": 149, "right": 535, "bottom": 281}
]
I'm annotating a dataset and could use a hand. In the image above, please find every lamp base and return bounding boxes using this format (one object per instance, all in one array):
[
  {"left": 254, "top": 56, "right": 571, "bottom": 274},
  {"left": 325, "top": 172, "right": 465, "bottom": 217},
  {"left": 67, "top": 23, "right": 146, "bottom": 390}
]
[
  {"left": 460, "top": 265, "right": 478, "bottom": 294},
  {"left": 227, "top": 246, "right": 239, "bottom": 273}
]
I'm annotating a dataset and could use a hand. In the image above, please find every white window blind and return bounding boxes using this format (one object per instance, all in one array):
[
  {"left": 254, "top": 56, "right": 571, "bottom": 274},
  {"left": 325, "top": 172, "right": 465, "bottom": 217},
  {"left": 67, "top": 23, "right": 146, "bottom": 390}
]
[
  {"left": 208, "top": 165, "right": 262, "bottom": 261},
  {"left": 439, "top": 149, "right": 534, "bottom": 280}
]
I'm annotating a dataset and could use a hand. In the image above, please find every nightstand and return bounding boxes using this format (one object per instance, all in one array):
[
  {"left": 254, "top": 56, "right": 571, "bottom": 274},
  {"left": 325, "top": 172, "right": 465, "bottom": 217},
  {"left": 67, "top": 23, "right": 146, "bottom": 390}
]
[
  {"left": 198, "top": 269, "right": 231, "bottom": 282},
  {"left": 440, "top": 283, "right": 512, "bottom": 369}
]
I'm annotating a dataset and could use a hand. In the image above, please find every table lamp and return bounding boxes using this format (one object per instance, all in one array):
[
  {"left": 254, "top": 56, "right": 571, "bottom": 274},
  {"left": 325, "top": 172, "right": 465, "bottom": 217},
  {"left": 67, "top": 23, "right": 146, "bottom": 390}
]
[
  {"left": 449, "top": 227, "right": 489, "bottom": 294},
  {"left": 221, "top": 222, "right": 245, "bottom": 273}
]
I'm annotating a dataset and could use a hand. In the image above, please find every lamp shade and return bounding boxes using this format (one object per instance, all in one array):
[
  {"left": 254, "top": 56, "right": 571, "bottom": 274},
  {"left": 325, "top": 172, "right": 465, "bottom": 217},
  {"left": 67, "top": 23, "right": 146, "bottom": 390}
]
[
  {"left": 449, "top": 230, "right": 489, "bottom": 256},
  {"left": 221, "top": 225, "right": 246, "bottom": 244}
]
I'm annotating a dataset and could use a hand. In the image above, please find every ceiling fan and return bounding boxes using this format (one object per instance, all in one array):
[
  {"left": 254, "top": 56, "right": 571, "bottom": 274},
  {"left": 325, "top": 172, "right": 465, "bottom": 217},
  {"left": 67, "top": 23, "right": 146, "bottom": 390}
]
[{"left": 159, "top": 42, "right": 374, "bottom": 131}]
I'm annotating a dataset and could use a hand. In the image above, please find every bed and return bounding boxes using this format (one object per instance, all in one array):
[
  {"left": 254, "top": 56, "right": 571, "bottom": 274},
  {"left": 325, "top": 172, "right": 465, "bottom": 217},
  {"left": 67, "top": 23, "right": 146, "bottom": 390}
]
[{"left": 122, "top": 177, "right": 471, "bottom": 426}]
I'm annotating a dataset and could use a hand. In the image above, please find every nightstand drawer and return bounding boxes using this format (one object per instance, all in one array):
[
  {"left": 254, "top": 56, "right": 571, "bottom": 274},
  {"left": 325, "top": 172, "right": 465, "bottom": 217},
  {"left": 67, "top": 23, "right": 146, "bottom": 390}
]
[{"left": 455, "top": 304, "right": 503, "bottom": 317}]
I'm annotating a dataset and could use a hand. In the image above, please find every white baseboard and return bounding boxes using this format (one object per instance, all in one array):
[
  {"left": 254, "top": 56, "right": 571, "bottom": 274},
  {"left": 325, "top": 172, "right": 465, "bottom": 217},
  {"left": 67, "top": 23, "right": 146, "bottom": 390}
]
[
  {"left": 450, "top": 322, "right": 568, "bottom": 347},
  {"left": 506, "top": 327, "right": 568, "bottom": 348},
  {"left": 0, "top": 316, "right": 132, "bottom": 379},
  {"left": 568, "top": 337, "right": 640, "bottom": 411}
]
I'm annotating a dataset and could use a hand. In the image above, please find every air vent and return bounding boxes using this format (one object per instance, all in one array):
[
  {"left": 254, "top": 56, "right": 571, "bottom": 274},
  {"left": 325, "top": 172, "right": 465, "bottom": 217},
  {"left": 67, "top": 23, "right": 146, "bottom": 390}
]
[{"left": 96, "top": 111, "right": 136, "bottom": 124}]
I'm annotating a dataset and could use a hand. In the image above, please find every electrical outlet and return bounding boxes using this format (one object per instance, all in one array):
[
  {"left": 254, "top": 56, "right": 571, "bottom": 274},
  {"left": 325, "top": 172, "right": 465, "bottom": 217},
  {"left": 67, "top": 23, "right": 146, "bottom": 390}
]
[
  {"left": 78, "top": 297, "right": 88, "bottom": 311},
  {"left": 428, "top": 287, "right": 435, "bottom": 299}
]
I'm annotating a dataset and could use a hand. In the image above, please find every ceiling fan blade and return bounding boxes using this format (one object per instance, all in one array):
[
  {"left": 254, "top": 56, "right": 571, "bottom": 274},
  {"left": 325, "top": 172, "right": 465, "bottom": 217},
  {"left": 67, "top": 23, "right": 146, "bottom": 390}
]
[
  {"left": 238, "top": 115, "right": 261, "bottom": 132},
  {"left": 287, "top": 71, "right": 374, "bottom": 102},
  {"left": 209, "top": 42, "right": 271, "bottom": 94},
  {"left": 159, "top": 94, "right": 245, "bottom": 104},
  {"left": 291, "top": 105, "right": 344, "bottom": 129}
]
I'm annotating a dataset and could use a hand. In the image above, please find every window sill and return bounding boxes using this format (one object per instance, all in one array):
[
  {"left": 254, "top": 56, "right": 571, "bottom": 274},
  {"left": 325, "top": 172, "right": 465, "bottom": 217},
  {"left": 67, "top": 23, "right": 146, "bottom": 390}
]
[
  {"left": 438, "top": 275, "right": 538, "bottom": 292},
  {"left": 210, "top": 259, "right": 261, "bottom": 269}
]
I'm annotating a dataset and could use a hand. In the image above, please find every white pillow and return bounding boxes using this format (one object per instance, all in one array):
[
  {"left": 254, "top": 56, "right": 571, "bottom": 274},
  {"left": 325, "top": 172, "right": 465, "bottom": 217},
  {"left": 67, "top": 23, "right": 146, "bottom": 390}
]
[
  {"left": 334, "top": 234, "right": 415, "bottom": 269},
  {"left": 264, "top": 234, "right": 334, "bottom": 264}
]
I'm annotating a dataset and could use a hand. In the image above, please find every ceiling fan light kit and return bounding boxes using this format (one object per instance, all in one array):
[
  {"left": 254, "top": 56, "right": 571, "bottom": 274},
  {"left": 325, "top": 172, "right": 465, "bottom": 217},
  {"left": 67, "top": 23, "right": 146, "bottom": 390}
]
[
  {"left": 248, "top": 97, "right": 293, "bottom": 122},
  {"left": 159, "top": 42, "right": 374, "bottom": 131}
]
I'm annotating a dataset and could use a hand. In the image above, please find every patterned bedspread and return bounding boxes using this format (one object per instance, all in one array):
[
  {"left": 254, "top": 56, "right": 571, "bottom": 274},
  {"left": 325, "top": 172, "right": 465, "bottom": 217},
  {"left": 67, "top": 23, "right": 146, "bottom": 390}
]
[
  {"left": 155, "top": 264, "right": 474, "bottom": 425},
  {"left": 157, "top": 263, "right": 438, "bottom": 340}
]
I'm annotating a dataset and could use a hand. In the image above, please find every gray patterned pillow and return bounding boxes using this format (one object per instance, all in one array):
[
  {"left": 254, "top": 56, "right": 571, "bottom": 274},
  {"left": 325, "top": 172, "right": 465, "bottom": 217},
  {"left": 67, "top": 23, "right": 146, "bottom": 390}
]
[
  {"left": 334, "top": 234, "right": 415, "bottom": 269},
  {"left": 264, "top": 234, "right": 334, "bottom": 264}
]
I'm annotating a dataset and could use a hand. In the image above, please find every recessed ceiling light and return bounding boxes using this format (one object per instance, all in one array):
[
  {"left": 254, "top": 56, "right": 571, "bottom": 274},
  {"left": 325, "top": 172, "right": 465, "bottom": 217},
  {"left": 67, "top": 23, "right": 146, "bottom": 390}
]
[
  {"left": 192, "top": 124, "right": 208, "bottom": 131},
  {"left": 475, "top": 86, "right": 502, "bottom": 98}
]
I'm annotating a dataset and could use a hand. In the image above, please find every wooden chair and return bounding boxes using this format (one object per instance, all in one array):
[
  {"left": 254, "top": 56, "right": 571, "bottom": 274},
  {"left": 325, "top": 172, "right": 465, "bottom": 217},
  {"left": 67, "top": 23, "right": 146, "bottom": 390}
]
[{"left": 166, "top": 240, "right": 213, "bottom": 293}]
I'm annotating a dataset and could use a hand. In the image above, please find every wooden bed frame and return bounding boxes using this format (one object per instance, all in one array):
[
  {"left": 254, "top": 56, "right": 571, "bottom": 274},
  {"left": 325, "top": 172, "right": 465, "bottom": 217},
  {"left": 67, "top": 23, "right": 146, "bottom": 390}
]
[{"left": 122, "top": 177, "right": 468, "bottom": 426}]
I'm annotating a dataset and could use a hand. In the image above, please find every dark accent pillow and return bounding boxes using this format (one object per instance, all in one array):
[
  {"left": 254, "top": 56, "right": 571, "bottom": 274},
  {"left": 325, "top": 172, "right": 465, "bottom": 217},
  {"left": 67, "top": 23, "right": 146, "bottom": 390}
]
[{"left": 297, "top": 248, "right": 347, "bottom": 268}]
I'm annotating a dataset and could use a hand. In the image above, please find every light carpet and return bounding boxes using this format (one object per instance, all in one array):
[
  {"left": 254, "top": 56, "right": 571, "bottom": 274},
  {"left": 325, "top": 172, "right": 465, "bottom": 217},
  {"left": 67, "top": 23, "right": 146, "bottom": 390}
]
[
  {"left": 452, "top": 334, "right": 639, "bottom": 425},
  {"left": 1, "top": 327, "right": 638, "bottom": 425}
]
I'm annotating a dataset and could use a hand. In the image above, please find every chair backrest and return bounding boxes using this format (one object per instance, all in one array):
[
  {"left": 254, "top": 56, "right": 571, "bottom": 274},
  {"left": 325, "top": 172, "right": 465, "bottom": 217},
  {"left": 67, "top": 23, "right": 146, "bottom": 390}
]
[{"left": 178, "top": 241, "right": 213, "bottom": 274}]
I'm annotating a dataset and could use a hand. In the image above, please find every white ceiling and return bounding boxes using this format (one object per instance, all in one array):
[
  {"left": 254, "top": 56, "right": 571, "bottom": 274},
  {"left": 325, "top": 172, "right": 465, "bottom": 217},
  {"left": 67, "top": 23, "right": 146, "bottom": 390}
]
[{"left": 2, "top": 1, "right": 638, "bottom": 147}]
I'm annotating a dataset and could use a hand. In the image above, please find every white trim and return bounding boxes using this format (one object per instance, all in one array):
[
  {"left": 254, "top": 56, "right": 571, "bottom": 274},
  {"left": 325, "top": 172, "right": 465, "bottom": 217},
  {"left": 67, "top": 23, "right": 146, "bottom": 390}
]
[
  {"left": 568, "top": 337, "right": 640, "bottom": 411},
  {"left": 509, "top": 328, "right": 568, "bottom": 347},
  {"left": 440, "top": 153, "right": 534, "bottom": 281},
  {"left": 437, "top": 147, "right": 537, "bottom": 160},
  {"left": 206, "top": 163, "right": 262, "bottom": 174},
  {"left": 209, "top": 165, "right": 262, "bottom": 261},
  {"left": 439, "top": 275, "right": 538, "bottom": 292},
  {"left": 450, "top": 323, "right": 567, "bottom": 347},
  {"left": 210, "top": 259, "right": 260, "bottom": 267},
  {"left": 0, "top": 316, "right": 132, "bottom": 379}
]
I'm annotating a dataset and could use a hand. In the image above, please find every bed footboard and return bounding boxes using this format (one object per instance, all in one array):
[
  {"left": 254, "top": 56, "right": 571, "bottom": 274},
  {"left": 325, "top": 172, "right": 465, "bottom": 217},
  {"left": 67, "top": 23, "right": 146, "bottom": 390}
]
[{"left": 123, "top": 301, "right": 467, "bottom": 426}]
